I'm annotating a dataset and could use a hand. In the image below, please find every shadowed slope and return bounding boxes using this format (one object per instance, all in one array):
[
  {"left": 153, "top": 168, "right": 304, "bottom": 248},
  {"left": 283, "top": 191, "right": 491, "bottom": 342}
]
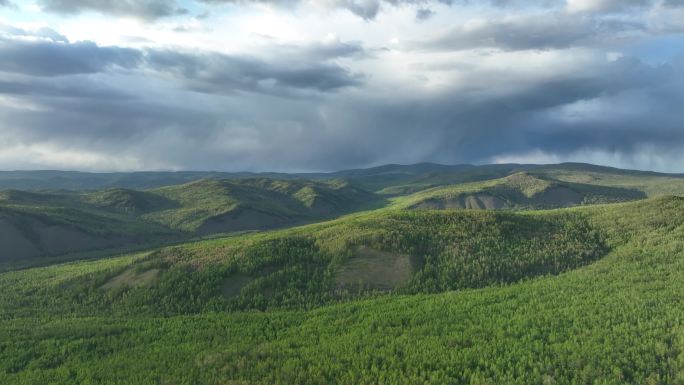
[{"left": 0, "top": 178, "right": 380, "bottom": 266}]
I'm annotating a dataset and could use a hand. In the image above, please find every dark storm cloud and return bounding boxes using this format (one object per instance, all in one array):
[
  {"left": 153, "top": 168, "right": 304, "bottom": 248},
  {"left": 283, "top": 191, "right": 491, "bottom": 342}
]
[
  {"left": 146, "top": 48, "right": 364, "bottom": 95},
  {"left": 298, "top": 55, "right": 682, "bottom": 169},
  {"left": 414, "top": 13, "right": 644, "bottom": 51},
  {"left": 2, "top": 38, "right": 682, "bottom": 172},
  {"left": 431, "top": 59, "right": 680, "bottom": 163},
  {"left": 0, "top": 31, "right": 363, "bottom": 94},
  {"left": 0, "top": 76, "right": 135, "bottom": 101},
  {"left": 1, "top": 3, "right": 684, "bottom": 172},
  {"left": 38, "top": 0, "right": 188, "bottom": 19},
  {"left": 0, "top": 37, "right": 142, "bottom": 76}
]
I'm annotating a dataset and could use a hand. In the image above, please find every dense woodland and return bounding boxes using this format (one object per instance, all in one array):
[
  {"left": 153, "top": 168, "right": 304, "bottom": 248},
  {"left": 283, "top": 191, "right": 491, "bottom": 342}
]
[{"left": 2, "top": 195, "right": 684, "bottom": 384}]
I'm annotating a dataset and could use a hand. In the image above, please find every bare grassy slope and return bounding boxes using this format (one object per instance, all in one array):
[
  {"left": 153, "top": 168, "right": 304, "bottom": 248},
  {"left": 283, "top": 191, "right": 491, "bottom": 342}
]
[{"left": 400, "top": 173, "right": 646, "bottom": 210}]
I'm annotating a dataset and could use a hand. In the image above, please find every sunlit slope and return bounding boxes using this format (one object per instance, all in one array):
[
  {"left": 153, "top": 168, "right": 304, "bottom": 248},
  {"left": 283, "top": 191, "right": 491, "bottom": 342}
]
[
  {"left": 2, "top": 163, "right": 684, "bottom": 267},
  {"left": 533, "top": 163, "right": 684, "bottom": 197},
  {"left": 395, "top": 172, "right": 646, "bottom": 210},
  {"left": 5, "top": 197, "right": 678, "bottom": 318},
  {"left": 1, "top": 197, "right": 684, "bottom": 384},
  {"left": 0, "top": 203, "right": 612, "bottom": 317}
]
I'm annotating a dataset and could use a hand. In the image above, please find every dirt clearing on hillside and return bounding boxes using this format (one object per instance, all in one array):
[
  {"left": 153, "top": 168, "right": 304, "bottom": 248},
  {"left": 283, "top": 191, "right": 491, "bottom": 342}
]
[{"left": 335, "top": 247, "right": 417, "bottom": 291}]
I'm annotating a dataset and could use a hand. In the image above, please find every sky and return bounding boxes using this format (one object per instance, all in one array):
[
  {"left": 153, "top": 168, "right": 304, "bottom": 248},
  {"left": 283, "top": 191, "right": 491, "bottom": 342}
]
[{"left": 0, "top": 0, "right": 683, "bottom": 172}]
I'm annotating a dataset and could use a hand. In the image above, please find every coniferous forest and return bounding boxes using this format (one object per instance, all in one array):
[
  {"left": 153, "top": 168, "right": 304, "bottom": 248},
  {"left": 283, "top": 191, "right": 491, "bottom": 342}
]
[{"left": 2, "top": 165, "right": 684, "bottom": 384}]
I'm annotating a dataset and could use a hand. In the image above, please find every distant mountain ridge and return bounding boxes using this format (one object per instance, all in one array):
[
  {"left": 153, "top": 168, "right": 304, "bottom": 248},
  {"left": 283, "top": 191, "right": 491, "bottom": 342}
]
[
  {"left": 0, "top": 178, "right": 380, "bottom": 265},
  {"left": 1, "top": 162, "right": 682, "bottom": 191}
]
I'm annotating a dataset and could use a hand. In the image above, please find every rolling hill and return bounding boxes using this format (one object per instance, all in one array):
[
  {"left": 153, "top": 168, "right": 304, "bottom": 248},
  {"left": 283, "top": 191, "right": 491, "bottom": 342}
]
[
  {"left": 2, "top": 195, "right": 684, "bottom": 384},
  {"left": 0, "top": 203, "right": 175, "bottom": 265},
  {"left": 3, "top": 162, "right": 684, "bottom": 268},
  {"left": 0, "top": 178, "right": 380, "bottom": 267},
  {"left": 3, "top": 162, "right": 684, "bottom": 194},
  {"left": 396, "top": 172, "right": 646, "bottom": 210},
  {"left": 145, "top": 178, "right": 379, "bottom": 232}
]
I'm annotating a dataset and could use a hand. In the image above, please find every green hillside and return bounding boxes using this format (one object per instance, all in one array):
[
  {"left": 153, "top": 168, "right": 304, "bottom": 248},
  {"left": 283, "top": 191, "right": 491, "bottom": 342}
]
[
  {"left": 0, "top": 205, "right": 609, "bottom": 316},
  {"left": 533, "top": 164, "right": 684, "bottom": 197},
  {"left": 0, "top": 178, "right": 379, "bottom": 266},
  {"left": 396, "top": 172, "right": 646, "bottom": 210},
  {"left": 3, "top": 162, "right": 684, "bottom": 269},
  {"left": 84, "top": 188, "right": 177, "bottom": 214},
  {"left": 3, "top": 163, "right": 684, "bottom": 384},
  {"left": 0, "top": 203, "right": 176, "bottom": 267},
  {"left": 2, "top": 196, "right": 684, "bottom": 384},
  {"left": 145, "top": 178, "right": 378, "bottom": 232}
]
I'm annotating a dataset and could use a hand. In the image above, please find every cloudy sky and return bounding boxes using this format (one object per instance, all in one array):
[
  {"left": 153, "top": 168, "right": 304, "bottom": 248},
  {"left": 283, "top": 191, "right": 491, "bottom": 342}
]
[{"left": 0, "top": 0, "right": 683, "bottom": 172}]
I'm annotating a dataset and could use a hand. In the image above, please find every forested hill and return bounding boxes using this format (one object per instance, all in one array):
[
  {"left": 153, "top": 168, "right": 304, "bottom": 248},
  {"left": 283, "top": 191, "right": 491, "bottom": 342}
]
[
  {"left": 0, "top": 178, "right": 380, "bottom": 267},
  {"left": 2, "top": 162, "right": 684, "bottom": 192},
  {"left": 3, "top": 162, "right": 684, "bottom": 268},
  {"left": 2, "top": 197, "right": 684, "bottom": 384}
]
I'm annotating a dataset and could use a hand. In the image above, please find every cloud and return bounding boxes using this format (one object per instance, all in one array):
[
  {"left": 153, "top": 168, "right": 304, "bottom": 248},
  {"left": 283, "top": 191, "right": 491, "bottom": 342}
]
[
  {"left": 147, "top": 49, "right": 364, "bottom": 94},
  {"left": 0, "top": 76, "right": 134, "bottom": 101},
  {"left": 416, "top": 7, "right": 435, "bottom": 20},
  {"left": 566, "top": 0, "right": 650, "bottom": 13},
  {"left": 29, "top": 0, "right": 674, "bottom": 22},
  {"left": 0, "top": 27, "right": 363, "bottom": 94},
  {"left": 1, "top": 40, "right": 682, "bottom": 172},
  {"left": 38, "top": 0, "right": 188, "bottom": 20},
  {"left": 413, "top": 13, "right": 645, "bottom": 51},
  {"left": 199, "top": 0, "right": 385, "bottom": 19},
  {"left": 1, "top": 23, "right": 70, "bottom": 43},
  {"left": 288, "top": 39, "right": 366, "bottom": 61},
  {"left": 1, "top": 1, "right": 683, "bottom": 173},
  {"left": 197, "top": 0, "right": 560, "bottom": 20},
  {"left": 0, "top": 38, "right": 142, "bottom": 76}
]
